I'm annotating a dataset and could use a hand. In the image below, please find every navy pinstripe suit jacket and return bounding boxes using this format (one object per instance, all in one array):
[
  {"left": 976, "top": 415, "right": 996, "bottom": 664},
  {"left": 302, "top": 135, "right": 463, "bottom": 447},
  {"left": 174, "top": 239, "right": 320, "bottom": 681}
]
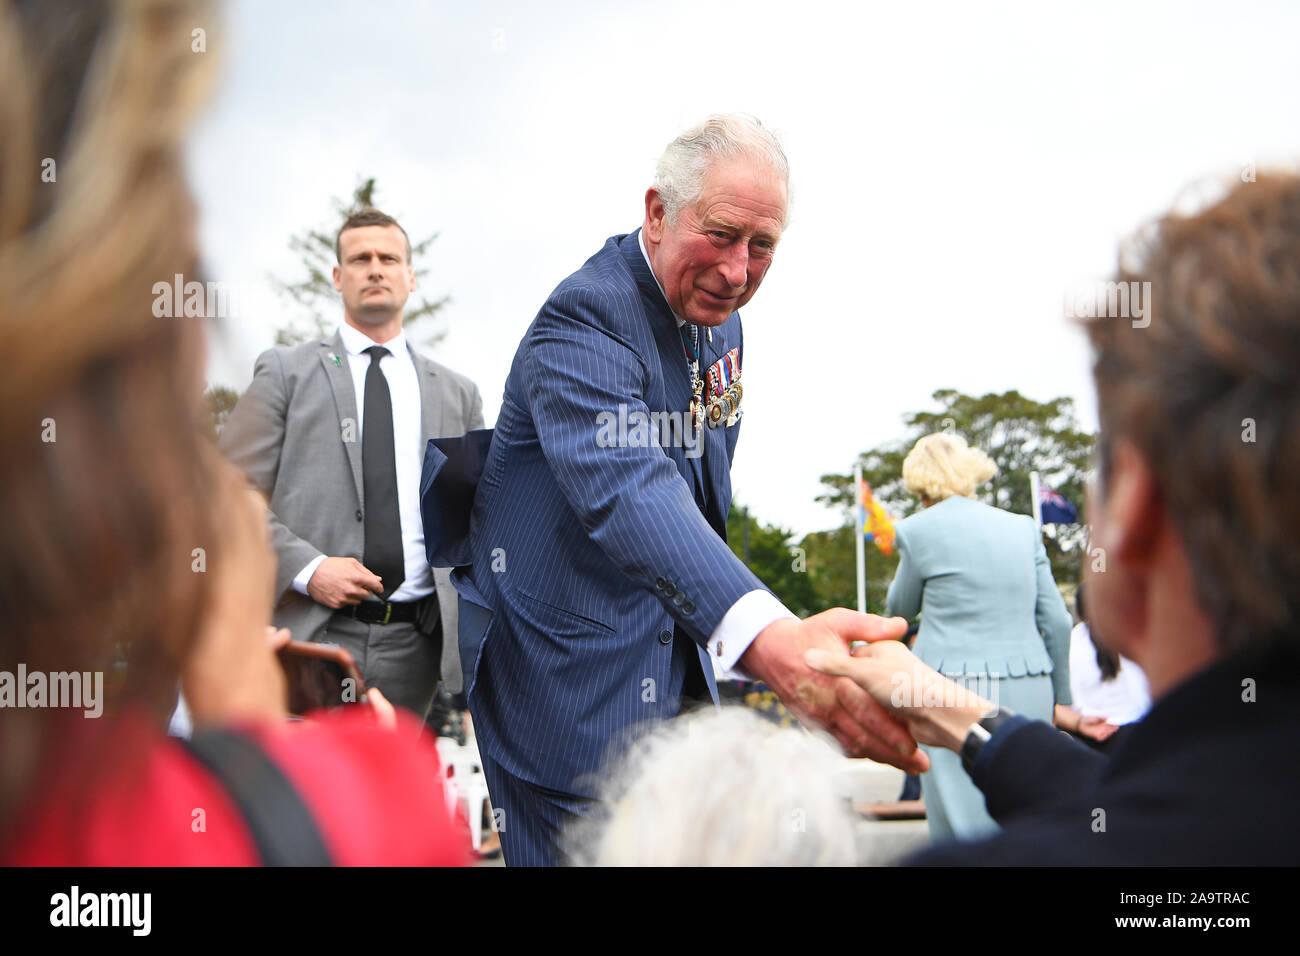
[{"left": 449, "top": 230, "right": 768, "bottom": 794}]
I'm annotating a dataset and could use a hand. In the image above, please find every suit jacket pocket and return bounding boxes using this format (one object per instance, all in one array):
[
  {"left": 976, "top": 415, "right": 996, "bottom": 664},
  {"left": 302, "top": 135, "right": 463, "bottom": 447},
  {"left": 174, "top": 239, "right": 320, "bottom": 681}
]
[{"left": 513, "top": 586, "right": 615, "bottom": 638}]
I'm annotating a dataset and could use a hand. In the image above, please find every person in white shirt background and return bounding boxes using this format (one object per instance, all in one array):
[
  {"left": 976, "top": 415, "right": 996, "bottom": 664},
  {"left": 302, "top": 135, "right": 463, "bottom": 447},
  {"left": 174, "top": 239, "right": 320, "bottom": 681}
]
[{"left": 1067, "top": 582, "right": 1152, "bottom": 752}]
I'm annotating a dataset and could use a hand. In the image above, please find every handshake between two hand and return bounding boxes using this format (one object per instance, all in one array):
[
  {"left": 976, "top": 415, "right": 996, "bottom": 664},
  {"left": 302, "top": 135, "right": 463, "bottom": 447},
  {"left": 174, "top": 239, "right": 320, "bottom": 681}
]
[{"left": 739, "top": 609, "right": 1006, "bottom": 772}]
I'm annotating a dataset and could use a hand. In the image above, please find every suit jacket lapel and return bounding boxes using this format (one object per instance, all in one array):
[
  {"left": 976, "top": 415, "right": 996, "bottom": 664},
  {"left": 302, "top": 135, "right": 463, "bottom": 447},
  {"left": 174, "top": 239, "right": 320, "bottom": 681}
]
[
  {"left": 410, "top": 344, "right": 443, "bottom": 440},
  {"left": 619, "top": 232, "right": 707, "bottom": 503},
  {"left": 320, "top": 332, "right": 364, "bottom": 506}
]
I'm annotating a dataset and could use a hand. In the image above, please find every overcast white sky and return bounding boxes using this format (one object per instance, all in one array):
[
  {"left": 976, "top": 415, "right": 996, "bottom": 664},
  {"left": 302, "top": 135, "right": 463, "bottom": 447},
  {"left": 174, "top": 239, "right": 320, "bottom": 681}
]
[{"left": 190, "top": 0, "right": 1300, "bottom": 536}]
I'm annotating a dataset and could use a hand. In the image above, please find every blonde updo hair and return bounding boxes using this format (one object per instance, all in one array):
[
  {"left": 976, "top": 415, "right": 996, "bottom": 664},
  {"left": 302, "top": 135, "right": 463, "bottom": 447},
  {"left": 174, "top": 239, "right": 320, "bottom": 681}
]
[{"left": 902, "top": 433, "right": 997, "bottom": 502}]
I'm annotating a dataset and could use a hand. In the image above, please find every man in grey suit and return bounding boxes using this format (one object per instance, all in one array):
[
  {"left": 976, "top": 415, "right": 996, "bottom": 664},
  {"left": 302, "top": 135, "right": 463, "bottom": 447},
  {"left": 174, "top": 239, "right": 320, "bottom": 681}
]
[{"left": 221, "top": 207, "right": 484, "bottom": 718}]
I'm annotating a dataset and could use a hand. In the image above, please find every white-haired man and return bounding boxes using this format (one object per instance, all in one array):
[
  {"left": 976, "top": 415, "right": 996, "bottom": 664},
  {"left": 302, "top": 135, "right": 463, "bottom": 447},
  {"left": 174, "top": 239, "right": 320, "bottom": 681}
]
[{"left": 430, "top": 114, "right": 928, "bottom": 866}]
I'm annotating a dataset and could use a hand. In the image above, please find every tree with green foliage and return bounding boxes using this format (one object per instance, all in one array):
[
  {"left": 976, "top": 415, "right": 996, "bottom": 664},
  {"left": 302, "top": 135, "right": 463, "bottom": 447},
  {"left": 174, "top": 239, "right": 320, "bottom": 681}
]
[
  {"left": 796, "top": 524, "right": 899, "bottom": 615},
  {"left": 270, "top": 177, "right": 449, "bottom": 347},
  {"left": 202, "top": 384, "right": 241, "bottom": 439},
  {"left": 725, "top": 504, "right": 820, "bottom": 617},
  {"left": 816, "top": 388, "right": 1096, "bottom": 586},
  {"left": 723, "top": 507, "right": 900, "bottom": 616}
]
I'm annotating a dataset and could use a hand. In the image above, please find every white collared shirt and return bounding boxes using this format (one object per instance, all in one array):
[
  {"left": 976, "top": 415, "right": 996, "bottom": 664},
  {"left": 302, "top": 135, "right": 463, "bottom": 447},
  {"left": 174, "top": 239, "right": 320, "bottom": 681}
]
[
  {"left": 293, "top": 322, "right": 434, "bottom": 602},
  {"left": 637, "top": 231, "right": 794, "bottom": 677}
]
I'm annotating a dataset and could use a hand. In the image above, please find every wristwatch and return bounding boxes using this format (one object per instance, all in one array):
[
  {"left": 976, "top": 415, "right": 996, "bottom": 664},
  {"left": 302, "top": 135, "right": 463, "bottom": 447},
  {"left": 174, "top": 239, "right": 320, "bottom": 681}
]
[{"left": 959, "top": 705, "right": 1016, "bottom": 775}]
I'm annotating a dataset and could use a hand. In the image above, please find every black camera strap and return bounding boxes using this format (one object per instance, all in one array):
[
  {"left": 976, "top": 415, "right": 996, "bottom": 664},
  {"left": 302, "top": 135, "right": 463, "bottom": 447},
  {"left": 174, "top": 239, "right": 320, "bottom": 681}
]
[{"left": 180, "top": 729, "right": 334, "bottom": 866}]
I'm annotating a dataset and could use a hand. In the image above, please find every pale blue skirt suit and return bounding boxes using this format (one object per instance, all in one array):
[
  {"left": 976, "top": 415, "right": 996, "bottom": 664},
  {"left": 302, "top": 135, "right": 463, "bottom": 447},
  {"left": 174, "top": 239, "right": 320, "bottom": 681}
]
[{"left": 886, "top": 495, "right": 1073, "bottom": 843}]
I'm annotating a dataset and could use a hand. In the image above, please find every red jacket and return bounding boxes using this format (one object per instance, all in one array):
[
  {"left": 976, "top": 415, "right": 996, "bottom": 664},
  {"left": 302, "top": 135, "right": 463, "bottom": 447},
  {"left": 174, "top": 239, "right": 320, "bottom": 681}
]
[{"left": 7, "top": 708, "right": 470, "bottom": 866}]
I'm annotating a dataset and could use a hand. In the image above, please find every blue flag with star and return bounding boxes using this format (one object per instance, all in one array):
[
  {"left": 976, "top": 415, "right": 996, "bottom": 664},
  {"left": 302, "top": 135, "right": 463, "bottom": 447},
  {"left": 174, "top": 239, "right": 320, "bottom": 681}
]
[{"left": 1039, "top": 486, "right": 1079, "bottom": 524}]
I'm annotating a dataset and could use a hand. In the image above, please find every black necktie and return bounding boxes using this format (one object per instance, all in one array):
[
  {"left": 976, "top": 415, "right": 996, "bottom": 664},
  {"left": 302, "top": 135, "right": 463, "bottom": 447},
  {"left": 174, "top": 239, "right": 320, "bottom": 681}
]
[{"left": 361, "top": 346, "right": 404, "bottom": 599}]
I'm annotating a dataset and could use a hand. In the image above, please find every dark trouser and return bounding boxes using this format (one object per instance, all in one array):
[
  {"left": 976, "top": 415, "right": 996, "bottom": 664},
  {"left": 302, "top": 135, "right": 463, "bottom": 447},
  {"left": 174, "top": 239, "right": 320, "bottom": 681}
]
[
  {"left": 479, "top": 754, "right": 600, "bottom": 867},
  {"left": 478, "top": 630, "right": 709, "bottom": 866},
  {"left": 899, "top": 773, "right": 922, "bottom": 801},
  {"left": 321, "top": 595, "right": 441, "bottom": 720},
  {"left": 674, "top": 623, "right": 713, "bottom": 712}
]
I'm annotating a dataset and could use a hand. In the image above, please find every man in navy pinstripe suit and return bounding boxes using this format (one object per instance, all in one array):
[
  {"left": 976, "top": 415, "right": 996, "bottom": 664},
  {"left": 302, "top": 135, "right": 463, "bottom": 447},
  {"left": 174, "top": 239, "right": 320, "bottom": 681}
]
[{"left": 441, "top": 115, "right": 929, "bottom": 865}]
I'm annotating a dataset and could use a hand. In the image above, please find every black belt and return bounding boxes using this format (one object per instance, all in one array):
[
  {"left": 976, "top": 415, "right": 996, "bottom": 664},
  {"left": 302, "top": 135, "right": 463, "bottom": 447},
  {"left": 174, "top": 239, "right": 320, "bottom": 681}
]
[{"left": 337, "top": 596, "right": 427, "bottom": 626}]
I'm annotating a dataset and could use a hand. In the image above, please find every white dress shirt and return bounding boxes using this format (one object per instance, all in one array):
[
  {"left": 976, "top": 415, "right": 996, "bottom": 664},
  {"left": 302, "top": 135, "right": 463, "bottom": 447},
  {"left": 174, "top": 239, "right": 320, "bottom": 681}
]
[
  {"left": 292, "top": 322, "right": 435, "bottom": 603},
  {"left": 1069, "top": 622, "right": 1152, "bottom": 725},
  {"left": 637, "top": 231, "right": 794, "bottom": 677}
]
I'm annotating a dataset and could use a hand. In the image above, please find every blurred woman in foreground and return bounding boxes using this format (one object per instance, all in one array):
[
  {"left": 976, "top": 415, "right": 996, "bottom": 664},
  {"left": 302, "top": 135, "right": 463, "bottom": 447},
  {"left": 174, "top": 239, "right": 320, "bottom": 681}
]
[{"left": 0, "top": 0, "right": 465, "bottom": 864}]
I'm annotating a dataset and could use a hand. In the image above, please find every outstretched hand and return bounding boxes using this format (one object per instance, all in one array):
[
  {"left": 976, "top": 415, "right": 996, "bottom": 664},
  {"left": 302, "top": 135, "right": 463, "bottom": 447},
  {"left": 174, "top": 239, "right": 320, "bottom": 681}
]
[
  {"left": 803, "top": 639, "right": 994, "bottom": 753},
  {"left": 1077, "top": 715, "right": 1120, "bottom": 742},
  {"left": 739, "top": 609, "right": 929, "bottom": 773}
]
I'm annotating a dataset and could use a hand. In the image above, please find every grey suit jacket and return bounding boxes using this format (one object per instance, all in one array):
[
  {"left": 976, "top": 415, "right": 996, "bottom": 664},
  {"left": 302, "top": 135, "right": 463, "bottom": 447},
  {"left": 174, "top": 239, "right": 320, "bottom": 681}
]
[{"left": 219, "top": 330, "right": 485, "bottom": 692}]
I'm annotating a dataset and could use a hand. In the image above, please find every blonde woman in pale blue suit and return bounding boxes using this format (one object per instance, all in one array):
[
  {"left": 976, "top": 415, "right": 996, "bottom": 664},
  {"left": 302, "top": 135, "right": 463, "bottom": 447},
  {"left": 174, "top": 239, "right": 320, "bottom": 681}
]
[{"left": 886, "top": 434, "right": 1074, "bottom": 843}]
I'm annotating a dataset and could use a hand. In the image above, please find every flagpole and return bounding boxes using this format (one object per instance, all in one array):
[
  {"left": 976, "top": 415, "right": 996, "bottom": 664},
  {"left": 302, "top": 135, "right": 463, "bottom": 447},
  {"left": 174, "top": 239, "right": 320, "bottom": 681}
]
[
  {"left": 1030, "top": 470, "right": 1043, "bottom": 531},
  {"left": 854, "top": 462, "right": 866, "bottom": 613}
]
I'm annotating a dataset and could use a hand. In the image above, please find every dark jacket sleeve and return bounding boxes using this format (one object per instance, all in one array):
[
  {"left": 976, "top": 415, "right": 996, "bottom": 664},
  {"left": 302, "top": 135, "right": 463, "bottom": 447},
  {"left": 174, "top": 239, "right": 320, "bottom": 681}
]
[
  {"left": 905, "top": 717, "right": 1107, "bottom": 865},
  {"left": 970, "top": 715, "right": 1105, "bottom": 823}
]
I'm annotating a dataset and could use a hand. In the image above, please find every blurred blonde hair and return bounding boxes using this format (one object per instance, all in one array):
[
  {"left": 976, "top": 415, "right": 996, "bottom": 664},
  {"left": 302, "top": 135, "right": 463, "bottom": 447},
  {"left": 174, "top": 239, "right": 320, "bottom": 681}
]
[
  {"left": 0, "top": 0, "right": 219, "bottom": 842},
  {"left": 902, "top": 433, "right": 997, "bottom": 502},
  {"left": 0, "top": 0, "right": 217, "bottom": 415}
]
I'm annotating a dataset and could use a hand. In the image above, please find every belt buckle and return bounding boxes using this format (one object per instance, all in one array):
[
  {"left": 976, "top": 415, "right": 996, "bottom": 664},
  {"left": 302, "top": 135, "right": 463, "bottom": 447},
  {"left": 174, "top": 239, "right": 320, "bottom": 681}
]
[{"left": 380, "top": 601, "right": 392, "bottom": 625}]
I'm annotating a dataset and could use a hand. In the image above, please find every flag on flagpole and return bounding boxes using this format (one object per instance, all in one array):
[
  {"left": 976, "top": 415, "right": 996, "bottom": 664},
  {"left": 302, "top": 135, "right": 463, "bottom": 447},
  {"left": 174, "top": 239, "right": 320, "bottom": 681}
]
[
  {"left": 853, "top": 464, "right": 866, "bottom": 613},
  {"left": 1038, "top": 485, "right": 1079, "bottom": 524},
  {"left": 859, "top": 479, "right": 896, "bottom": 555}
]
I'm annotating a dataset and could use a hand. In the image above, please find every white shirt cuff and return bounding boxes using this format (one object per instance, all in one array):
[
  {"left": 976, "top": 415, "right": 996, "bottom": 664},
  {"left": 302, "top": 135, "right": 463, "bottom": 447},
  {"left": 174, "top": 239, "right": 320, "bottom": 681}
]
[
  {"left": 707, "top": 589, "right": 797, "bottom": 681},
  {"left": 292, "top": 554, "right": 328, "bottom": 596}
]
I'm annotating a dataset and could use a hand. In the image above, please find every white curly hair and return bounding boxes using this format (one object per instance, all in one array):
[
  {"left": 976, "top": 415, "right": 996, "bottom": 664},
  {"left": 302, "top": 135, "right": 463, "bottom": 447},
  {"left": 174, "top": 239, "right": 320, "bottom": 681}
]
[{"left": 568, "top": 706, "right": 857, "bottom": 866}]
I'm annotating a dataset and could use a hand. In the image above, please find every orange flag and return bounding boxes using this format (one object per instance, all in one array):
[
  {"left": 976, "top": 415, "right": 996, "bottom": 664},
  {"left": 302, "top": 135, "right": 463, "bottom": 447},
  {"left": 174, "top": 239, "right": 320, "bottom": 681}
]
[{"left": 859, "top": 479, "right": 896, "bottom": 556}]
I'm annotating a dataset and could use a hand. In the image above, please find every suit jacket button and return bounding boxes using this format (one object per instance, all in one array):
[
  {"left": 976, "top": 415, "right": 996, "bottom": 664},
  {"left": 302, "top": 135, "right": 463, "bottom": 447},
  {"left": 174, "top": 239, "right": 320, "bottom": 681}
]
[
  {"left": 658, "top": 629, "right": 672, "bottom": 645},
  {"left": 355, "top": 509, "right": 363, "bottom": 521},
  {"left": 672, "top": 593, "right": 686, "bottom": 607},
  {"left": 664, "top": 583, "right": 677, "bottom": 597},
  {"left": 655, "top": 577, "right": 666, "bottom": 591},
  {"left": 682, "top": 601, "right": 695, "bottom": 615}
]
